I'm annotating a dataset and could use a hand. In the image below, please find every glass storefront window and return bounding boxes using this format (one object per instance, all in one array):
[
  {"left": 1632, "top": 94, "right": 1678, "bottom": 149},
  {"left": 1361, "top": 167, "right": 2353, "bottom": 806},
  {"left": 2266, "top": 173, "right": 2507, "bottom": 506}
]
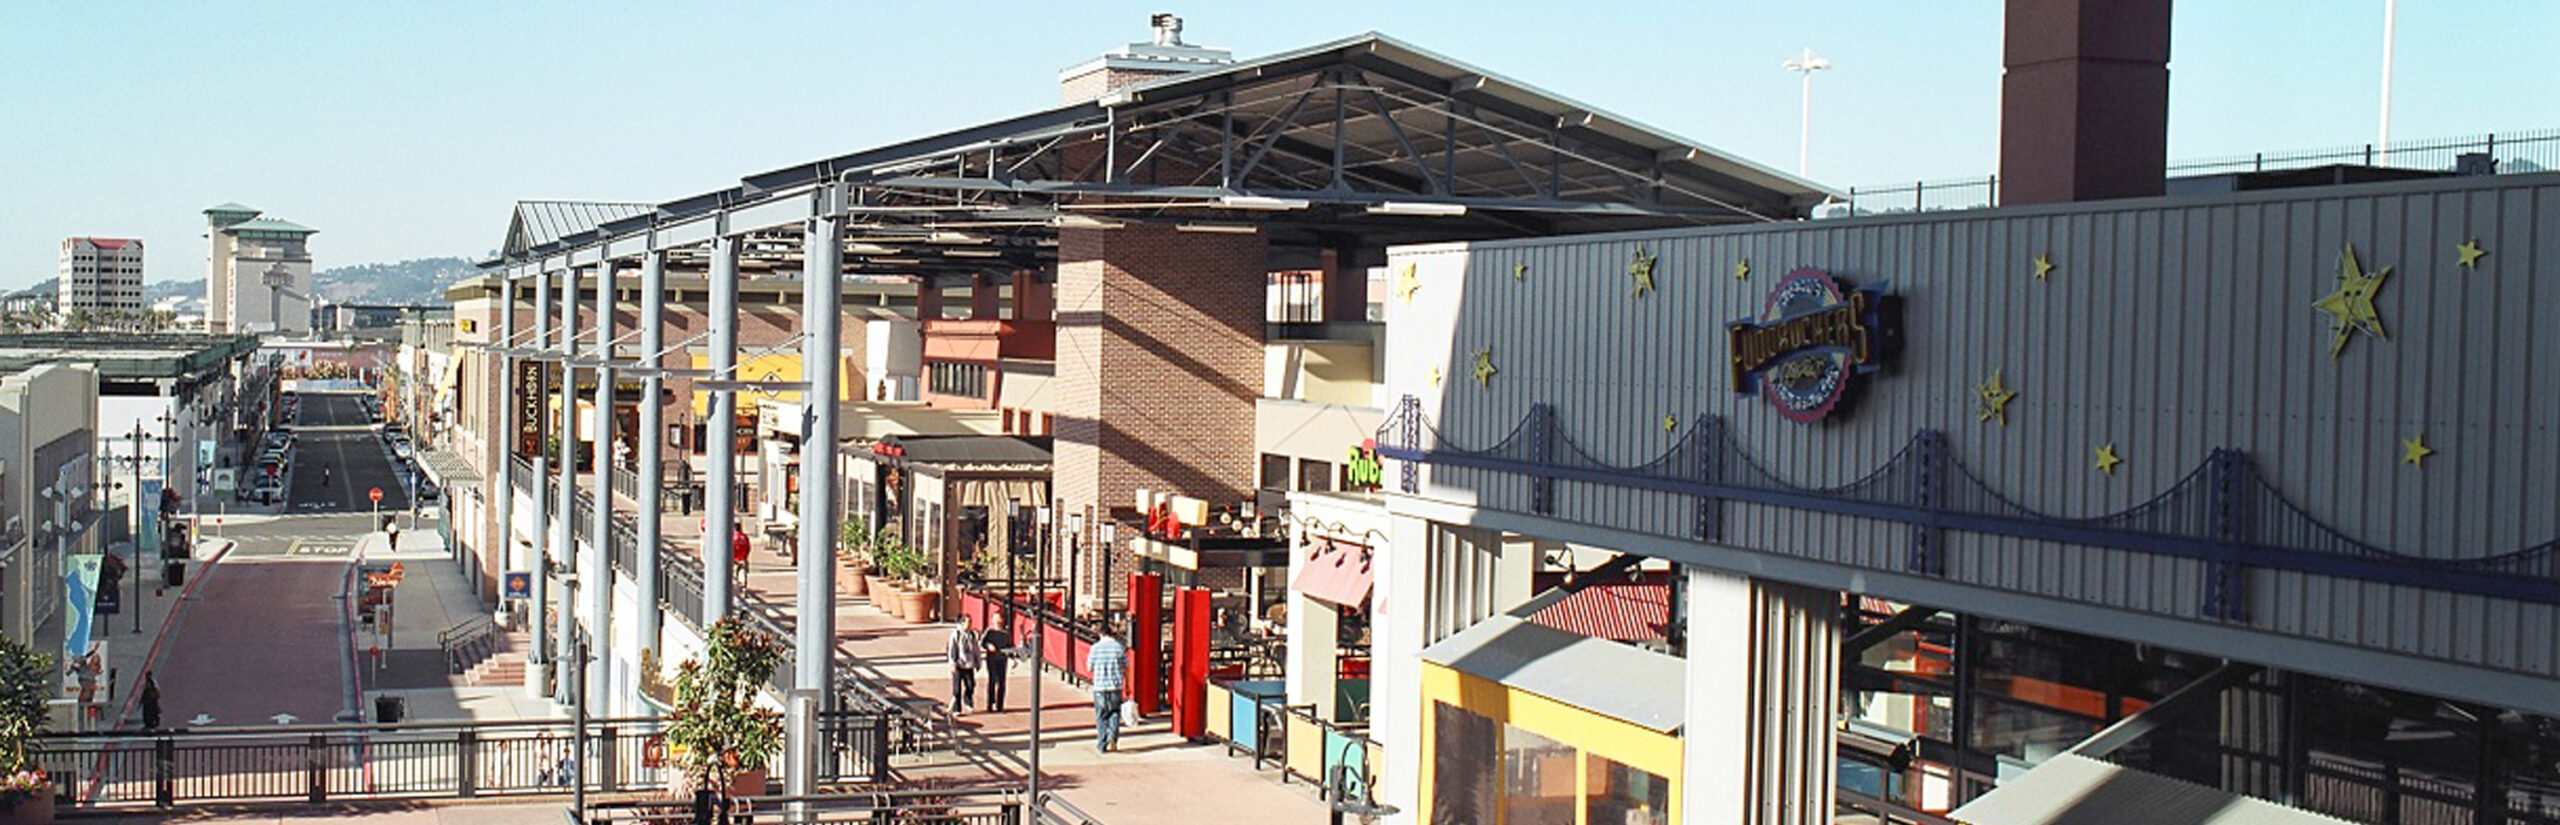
[
  {"left": 1432, "top": 702, "right": 1497, "bottom": 825},
  {"left": 1502, "top": 724, "right": 1578, "bottom": 825},
  {"left": 1587, "top": 754, "right": 1670, "bottom": 825}
]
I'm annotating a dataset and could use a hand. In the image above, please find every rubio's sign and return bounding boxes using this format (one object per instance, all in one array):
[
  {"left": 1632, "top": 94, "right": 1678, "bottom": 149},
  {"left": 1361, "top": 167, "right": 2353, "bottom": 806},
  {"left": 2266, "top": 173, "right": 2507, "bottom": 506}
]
[{"left": 1725, "top": 267, "right": 1903, "bottom": 423}]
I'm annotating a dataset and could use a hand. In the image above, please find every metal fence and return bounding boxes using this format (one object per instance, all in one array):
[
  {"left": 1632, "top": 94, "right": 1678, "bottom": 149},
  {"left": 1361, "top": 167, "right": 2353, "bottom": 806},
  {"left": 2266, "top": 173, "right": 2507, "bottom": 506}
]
[
  {"left": 1844, "top": 128, "right": 2560, "bottom": 216},
  {"left": 34, "top": 714, "right": 890, "bottom": 809}
]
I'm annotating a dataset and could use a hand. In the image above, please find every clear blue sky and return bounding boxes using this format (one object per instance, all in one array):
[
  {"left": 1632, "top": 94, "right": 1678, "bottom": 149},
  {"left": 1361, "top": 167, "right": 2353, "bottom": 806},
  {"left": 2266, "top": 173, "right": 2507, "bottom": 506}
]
[{"left": 2, "top": 2, "right": 2552, "bottom": 292}]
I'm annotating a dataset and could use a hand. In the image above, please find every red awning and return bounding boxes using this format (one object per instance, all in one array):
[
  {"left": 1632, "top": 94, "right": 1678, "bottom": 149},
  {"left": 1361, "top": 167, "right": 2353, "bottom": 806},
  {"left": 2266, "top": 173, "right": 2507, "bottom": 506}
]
[
  {"left": 1290, "top": 539, "right": 1373, "bottom": 608},
  {"left": 1527, "top": 583, "right": 1671, "bottom": 642}
]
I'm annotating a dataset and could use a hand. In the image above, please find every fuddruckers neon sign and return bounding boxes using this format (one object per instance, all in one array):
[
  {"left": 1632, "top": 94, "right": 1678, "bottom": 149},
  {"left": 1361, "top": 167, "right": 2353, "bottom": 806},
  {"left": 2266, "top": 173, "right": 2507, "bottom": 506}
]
[{"left": 1725, "top": 267, "right": 1903, "bottom": 423}]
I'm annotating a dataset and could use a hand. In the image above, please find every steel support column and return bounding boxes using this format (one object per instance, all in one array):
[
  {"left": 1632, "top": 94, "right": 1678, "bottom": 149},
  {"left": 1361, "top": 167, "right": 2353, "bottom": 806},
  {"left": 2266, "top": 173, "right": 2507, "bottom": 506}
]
[
  {"left": 527, "top": 270, "right": 553, "bottom": 700},
  {"left": 555, "top": 264, "right": 581, "bottom": 703},
  {"left": 588, "top": 260, "right": 617, "bottom": 715},
  {"left": 635, "top": 248, "right": 666, "bottom": 713},
  {"left": 497, "top": 271, "right": 519, "bottom": 614},
  {"left": 704, "top": 232, "right": 740, "bottom": 623},
  {"left": 786, "top": 194, "right": 844, "bottom": 802}
]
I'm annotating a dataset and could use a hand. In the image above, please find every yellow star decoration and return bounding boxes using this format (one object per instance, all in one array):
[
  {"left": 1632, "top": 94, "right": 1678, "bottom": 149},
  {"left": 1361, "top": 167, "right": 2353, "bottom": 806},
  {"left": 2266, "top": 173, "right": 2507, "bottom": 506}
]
[
  {"left": 1661, "top": 414, "right": 1679, "bottom": 433},
  {"left": 1628, "top": 245, "right": 1658, "bottom": 297},
  {"left": 1427, "top": 365, "right": 1442, "bottom": 386},
  {"left": 1976, "top": 369, "right": 2019, "bottom": 426},
  {"left": 1394, "top": 263, "right": 1420, "bottom": 303},
  {"left": 2456, "top": 239, "right": 2486, "bottom": 270},
  {"left": 1470, "top": 347, "right": 1498, "bottom": 387},
  {"left": 2093, "top": 443, "right": 2123, "bottom": 474},
  {"left": 2402, "top": 434, "right": 2434, "bottom": 466},
  {"left": 1733, "top": 258, "right": 1751, "bottom": 281},
  {"left": 1513, "top": 261, "right": 1528, "bottom": 282},
  {"left": 2312, "top": 243, "right": 2392, "bottom": 356},
  {"left": 2032, "top": 253, "right": 2056, "bottom": 281}
]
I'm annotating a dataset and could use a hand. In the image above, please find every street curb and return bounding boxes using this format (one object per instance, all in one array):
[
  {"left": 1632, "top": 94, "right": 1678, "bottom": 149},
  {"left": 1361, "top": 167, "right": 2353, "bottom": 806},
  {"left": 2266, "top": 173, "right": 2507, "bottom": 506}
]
[{"left": 86, "top": 539, "right": 232, "bottom": 802}]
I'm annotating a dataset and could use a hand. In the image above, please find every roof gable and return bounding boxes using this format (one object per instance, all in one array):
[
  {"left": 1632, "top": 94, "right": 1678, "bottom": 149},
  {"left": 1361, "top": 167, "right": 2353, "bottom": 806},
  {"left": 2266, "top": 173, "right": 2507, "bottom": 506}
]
[{"left": 503, "top": 201, "right": 653, "bottom": 257}]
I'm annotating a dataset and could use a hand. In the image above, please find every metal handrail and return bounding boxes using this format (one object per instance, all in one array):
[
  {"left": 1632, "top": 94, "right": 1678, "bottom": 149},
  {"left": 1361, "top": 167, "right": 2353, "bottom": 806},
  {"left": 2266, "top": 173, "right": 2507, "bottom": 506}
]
[{"left": 1035, "top": 790, "right": 1108, "bottom": 825}]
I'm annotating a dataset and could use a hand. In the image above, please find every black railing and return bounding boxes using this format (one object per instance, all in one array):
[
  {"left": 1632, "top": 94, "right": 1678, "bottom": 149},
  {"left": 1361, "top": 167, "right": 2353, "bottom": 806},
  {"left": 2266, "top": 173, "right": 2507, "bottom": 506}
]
[
  {"left": 35, "top": 713, "right": 891, "bottom": 810},
  {"left": 587, "top": 786, "right": 1031, "bottom": 825},
  {"left": 1845, "top": 127, "right": 2560, "bottom": 215}
]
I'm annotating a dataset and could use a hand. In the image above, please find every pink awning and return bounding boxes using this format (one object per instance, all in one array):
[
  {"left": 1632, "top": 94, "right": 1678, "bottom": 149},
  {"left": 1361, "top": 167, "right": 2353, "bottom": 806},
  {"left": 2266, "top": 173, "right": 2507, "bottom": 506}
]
[
  {"left": 1527, "top": 583, "right": 1671, "bottom": 642},
  {"left": 1290, "top": 539, "right": 1373, "bottom": 609}
]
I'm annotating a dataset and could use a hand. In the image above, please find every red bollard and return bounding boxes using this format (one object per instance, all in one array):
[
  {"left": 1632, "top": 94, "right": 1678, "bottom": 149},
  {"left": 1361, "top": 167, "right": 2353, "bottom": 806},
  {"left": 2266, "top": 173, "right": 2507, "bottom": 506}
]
[
  {"left": 1129, "top": 573, "right": 1163, "bottom": 716},
  {"left": 1169, "top": 586, "right": 1211, "bottom": 742}
]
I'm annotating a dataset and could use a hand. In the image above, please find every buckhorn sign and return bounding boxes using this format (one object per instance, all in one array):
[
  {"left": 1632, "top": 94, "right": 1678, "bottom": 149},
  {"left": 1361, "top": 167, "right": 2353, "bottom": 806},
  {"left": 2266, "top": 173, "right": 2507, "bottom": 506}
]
[{"left": 1724, "top": 267, "right": 1904, "bottom": 423}]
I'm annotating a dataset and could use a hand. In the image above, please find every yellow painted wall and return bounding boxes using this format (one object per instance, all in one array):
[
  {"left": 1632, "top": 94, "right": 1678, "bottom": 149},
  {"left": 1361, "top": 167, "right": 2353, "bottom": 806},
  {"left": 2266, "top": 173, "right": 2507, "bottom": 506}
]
[
  {"left": 686, "top": 354, "right": 855, "bottom": 416},
  {"left": 1418, "top": 661, "right": 1682, "bottom": 824}
]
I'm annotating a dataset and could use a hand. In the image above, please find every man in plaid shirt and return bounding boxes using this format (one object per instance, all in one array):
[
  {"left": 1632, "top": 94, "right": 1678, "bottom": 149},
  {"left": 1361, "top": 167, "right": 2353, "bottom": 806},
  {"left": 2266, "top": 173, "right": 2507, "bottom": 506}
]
[{"left": 1087, "top": 626, "right": 1129, "bottom": 753}]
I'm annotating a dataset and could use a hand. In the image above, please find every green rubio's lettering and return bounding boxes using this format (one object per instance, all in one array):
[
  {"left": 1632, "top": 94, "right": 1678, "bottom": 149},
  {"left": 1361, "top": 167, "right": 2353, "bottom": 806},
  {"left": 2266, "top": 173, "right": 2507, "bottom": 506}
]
[{"left": 1725, "top": 268, "right": 1903, "bottom": 423}]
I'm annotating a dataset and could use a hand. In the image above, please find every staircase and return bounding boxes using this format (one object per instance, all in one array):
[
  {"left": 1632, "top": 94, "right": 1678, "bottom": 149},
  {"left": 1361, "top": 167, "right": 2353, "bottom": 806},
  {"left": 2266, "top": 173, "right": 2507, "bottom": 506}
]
[
  {"left": 440, "top": 616, "right": 528, "bottom": 687},
  {"left": 465, "top": 638, "right": 528, "bottom": 687}
]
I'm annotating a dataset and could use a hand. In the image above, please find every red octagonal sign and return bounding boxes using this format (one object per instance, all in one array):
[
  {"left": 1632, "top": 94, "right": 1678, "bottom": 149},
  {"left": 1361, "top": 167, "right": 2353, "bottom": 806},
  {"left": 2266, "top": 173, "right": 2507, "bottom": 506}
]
[{"left": 369, "top": 487, "right": 383, "bottom": 504}]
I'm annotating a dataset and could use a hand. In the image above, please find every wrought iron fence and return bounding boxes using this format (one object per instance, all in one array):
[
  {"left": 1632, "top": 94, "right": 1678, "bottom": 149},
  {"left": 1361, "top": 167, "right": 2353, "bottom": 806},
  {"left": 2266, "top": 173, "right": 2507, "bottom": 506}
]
[
  {"left": 34, "top": 713, "right": 891, "bottom": 810},
  {"left": 587, "top": 786, "right": 1033, "bottom": 825},
  {"left": 1844, "top": 128, "right": 2560, "bottom": 216}
]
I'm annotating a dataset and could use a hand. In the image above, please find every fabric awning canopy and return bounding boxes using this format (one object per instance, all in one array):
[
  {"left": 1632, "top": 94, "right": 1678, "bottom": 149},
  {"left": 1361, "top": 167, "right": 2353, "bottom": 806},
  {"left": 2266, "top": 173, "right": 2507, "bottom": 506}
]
[
  {"left": 1525, "top": 583, "right": 1668, "bottom": 642},
  {"left": 1949, "top": 754, "right": 2357, "bottom": 825},
  {"left": 1290, "top": 539, "right": 1374, "bottom": 608}
]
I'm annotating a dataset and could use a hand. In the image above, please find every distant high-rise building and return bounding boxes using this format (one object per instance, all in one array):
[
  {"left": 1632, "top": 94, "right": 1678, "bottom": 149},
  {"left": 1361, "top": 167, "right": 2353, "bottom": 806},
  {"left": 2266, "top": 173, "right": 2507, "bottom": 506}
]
[
  {"left": 57, "top": 237, "right": 144, "bottom": 315},
  {"left": 202, "top": 203, "right": 317, "bottom": 334}
]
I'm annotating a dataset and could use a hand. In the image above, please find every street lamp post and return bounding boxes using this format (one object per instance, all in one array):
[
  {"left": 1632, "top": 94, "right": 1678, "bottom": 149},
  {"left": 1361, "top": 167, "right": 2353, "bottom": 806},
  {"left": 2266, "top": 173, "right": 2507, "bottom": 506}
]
[{"left": 1782, "top": 46, "right": 1832, "bottom": 178}]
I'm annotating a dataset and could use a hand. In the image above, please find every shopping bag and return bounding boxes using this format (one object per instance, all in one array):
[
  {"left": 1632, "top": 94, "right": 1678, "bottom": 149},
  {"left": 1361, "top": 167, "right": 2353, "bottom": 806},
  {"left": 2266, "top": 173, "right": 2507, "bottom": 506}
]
[{"left": 1120, "top": 699, "right": 1140, "bottom": 720}]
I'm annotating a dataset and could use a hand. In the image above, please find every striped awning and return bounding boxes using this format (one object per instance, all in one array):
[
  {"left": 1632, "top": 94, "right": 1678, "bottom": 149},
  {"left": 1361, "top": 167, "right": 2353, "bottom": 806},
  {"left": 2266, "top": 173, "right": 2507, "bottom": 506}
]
[
  {"left": 1526, "top": 583, "right": 1670, "bottom": 642},
  {"left": 1290, "top": 539, "right": 1373, "bottom": 608}
]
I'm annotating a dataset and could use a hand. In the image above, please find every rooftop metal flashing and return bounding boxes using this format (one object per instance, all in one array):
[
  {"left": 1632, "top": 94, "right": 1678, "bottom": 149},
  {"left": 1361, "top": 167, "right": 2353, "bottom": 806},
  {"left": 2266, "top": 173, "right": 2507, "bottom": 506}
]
[{"left": 492, "top": 32, "right": 1830, "bottom": 281}]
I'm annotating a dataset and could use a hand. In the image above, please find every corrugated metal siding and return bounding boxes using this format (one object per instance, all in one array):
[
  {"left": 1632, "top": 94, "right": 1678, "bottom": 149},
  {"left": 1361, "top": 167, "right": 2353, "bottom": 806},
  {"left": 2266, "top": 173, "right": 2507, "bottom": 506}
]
[{"left": 1387, "top": 172, "right": 2560, "bottom": 681}]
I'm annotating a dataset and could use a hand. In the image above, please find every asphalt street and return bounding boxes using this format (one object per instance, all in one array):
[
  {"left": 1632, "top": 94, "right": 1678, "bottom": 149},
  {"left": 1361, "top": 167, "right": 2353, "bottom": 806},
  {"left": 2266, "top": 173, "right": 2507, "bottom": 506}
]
[{"left": 145, "top": 390, "right": 440, "bottom": 729}]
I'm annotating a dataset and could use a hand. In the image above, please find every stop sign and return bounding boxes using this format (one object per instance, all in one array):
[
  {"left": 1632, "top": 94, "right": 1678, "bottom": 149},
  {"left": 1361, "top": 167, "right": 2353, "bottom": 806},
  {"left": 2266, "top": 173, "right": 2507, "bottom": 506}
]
[{"left": 369, "top": 487, "right": 383, "bottom": 504}]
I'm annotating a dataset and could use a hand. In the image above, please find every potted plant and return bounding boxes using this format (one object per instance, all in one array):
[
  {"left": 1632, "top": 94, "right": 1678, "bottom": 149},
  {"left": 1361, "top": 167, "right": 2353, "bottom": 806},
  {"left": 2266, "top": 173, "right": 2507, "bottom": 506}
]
[
  {"left": 896, "top": 542, "right": 941, "bottom": 623},
  {"left": 870, "top": 536, "right": 919, "bottom": 615},
  {"left": 0, "top": 638, "right": 57, "bottom": 825},
  {"left": 663, "top": 619, "right": 783, "bottom": 825},
  {"left": 838, "top": 516, "right": 875, "bottom": 598}
]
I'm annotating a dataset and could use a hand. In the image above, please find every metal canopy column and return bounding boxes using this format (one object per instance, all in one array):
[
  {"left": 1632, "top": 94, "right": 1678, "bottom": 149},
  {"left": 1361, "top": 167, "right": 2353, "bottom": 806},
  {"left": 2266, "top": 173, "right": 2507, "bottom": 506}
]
[
  {"left": 785, "top": 192, "right": 844, "bottom": 802},
  {"left": 555, "top": 263, "right": 581, "bottom": 703},
  {"left": 635, "top": 247, "right": 666, "bottom": 713},
  {"left": 527, "top": 269, "right": 553, "bottom": 700},
  {"left": 703, "top": 230, "right": 740, "bottom": 623},
  {"left": 588, "top": 259, "right": 617, "bottom": 715},
  {"left": 496, "top": 271, "right": 519, "bottom": 617}
]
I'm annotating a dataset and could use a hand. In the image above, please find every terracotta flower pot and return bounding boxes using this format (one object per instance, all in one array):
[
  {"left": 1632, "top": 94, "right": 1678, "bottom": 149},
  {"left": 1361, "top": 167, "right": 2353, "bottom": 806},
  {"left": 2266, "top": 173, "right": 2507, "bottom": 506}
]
[
  {"left": 842, "top": 565, "right": 870, "bottom": 597},
  {"left": 900, "top": 588, "right": 939, "bottom": 623},
  {"left": 869, "top": 576, "right": 900, "bottom": 607}
]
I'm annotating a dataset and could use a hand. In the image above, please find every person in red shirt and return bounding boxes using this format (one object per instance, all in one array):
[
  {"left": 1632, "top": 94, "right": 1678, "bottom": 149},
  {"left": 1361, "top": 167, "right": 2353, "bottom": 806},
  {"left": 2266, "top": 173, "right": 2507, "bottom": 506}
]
[{"left": 730, "top": 525, "right": 751, "bottom": 588}]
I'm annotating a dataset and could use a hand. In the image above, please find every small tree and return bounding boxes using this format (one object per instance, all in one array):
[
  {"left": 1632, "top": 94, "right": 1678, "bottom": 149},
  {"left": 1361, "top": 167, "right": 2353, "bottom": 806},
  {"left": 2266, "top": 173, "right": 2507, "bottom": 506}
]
[
  {"left": 0, "top": 638, "right": 55, "bottom": 796},
  {"left": 663, "top": 619, "right": 782, "bottom": 822},
  {"left": 837, "top": 515, "right": 875, "bottom": 563}
]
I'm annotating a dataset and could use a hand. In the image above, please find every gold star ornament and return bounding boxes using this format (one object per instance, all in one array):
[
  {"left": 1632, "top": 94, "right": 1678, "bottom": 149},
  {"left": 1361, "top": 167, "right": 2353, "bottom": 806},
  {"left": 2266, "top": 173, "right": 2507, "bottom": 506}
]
[
  {"left": 1661, "top": 414, "right": 1679, "bottom": 433},
  {"left": 1733, "top": 258, "right": 1751, "bottom": 281},
  {"left": 1976, "top": 370, "right": 2019, "bottom": 426},
  {"left": 1512, "top": 261, "right": 1528, "bottom": 282},
  {"left": 1628, "top": 245, "right": 1658, "bottom": 297},
  {"left": 2456, "top": 239, "right": 2486, "bottom": 270},
  {"left": 1394, "top": 263, "right": 1421, "bottom": 303},
  {"left": 2093, "top": 443, "right": 2123, "bottom": 474},
  {"left": 1426, "top": 365, "right": 1442, "bottom": 386},
  {"left": 2403, "top": 434, "right": 2434, "bottom": 466},
  {"left": 2313, "top": 243, "right": 2392, "bottom": 356},
  {"left": 2032, "top": 253, "right": 2056, "bottom": 281},
  {"left": 1470, "top": 347, "right": 1498, "bottom": 386}
]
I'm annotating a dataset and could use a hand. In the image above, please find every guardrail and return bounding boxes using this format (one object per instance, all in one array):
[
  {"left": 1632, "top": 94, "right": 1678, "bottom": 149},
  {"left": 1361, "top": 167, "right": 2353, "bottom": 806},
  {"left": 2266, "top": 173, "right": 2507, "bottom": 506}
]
[
  {"left": 436, "top": 615, "right": 498, "bottom": 674},
  {"left": 33, "top": 713, "right": 891, "bottom": 809},
  {"left": 585, "top": 786, "right": 1031, "bottom": 825},
  {"left": 1194, "top": 686, "right": 1384, "bottom": 812}
]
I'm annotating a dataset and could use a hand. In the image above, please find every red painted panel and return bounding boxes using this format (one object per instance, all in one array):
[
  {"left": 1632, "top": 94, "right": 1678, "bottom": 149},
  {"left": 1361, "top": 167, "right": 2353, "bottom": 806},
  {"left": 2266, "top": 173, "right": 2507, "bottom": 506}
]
[
  {"left": 1130, "top": 573, "right": 1163, "bottom": 716},
  {"left": 1170, "top": 586, "right": 1212, "bottom": 741}
]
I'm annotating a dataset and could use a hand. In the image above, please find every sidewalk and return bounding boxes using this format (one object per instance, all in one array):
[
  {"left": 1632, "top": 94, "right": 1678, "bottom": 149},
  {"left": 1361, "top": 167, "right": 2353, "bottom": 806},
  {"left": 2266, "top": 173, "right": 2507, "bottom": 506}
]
[
  {"left": 607, "top": 475, "right": 1330, "bottom": 825},
  {"left": 359, "top": 529, "right": 556, "bottom": 724},
  {"left": 90, "top": 537, "right": 234, "bottom": 732}
]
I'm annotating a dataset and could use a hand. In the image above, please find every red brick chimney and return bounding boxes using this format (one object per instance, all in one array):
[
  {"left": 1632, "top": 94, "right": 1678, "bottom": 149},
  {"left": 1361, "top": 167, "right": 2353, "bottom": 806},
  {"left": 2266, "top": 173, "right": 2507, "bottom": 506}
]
[{"left": 1998, "top": 0, "right": 2172, "bottom": 205}]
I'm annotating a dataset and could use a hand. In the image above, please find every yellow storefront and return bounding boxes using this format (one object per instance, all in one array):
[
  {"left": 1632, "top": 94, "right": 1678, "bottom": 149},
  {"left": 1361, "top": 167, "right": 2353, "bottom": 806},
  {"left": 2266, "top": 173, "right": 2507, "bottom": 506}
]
[{"left": 1418, "top": 615, "right": 1682, "bottom": 825}]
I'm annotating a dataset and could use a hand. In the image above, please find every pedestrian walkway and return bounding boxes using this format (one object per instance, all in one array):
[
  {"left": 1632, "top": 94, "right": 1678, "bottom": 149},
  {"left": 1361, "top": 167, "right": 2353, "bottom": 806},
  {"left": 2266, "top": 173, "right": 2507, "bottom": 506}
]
[
  {"left": 578, "top": 471, "right": 1331, "bottom": 825},
  {"left": 358, "top": 529, "right": 555, "bottom": 724},
  {"left": 90, "top": 537, "right": 234, "bottom": 733}
]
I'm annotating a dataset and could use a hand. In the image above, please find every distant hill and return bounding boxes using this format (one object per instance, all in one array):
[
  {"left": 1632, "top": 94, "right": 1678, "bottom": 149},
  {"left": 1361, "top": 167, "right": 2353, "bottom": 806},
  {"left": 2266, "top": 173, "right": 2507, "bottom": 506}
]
[{"left": 76, "top": 255, "right": 474, "bottom": 309}]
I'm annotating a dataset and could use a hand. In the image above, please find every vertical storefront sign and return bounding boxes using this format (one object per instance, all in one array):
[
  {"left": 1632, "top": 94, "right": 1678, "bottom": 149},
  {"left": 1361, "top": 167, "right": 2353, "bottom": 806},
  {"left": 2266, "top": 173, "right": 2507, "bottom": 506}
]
[{"left": 514, "top": 359, "right": 547, "bottom": 458}]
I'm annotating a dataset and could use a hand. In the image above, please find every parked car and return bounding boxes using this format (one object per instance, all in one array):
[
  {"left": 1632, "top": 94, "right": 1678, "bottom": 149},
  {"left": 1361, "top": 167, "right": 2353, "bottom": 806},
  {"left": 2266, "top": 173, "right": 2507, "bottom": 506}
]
[
  {"left": 391, "top": 439, "right": 414, "bottom": 461},
  {"left": 247, "top": 476, "right": 285, "bottom": 504},
  {"left": 416, "top": 479, "right": 442, "bottom": 505},
  {"left": 262, "top": 431, "right": 295, "bottom": 452}
]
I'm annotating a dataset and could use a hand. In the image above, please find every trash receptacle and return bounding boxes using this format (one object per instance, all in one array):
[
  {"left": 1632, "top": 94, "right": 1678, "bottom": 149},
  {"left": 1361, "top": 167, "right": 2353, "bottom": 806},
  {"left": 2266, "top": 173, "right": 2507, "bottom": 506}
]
[
  {"left": 163, "top": 560, "right": 185, "bottom": 588},
  {"left": 374, "top": 695, "right": 404, "bottom": 725}
]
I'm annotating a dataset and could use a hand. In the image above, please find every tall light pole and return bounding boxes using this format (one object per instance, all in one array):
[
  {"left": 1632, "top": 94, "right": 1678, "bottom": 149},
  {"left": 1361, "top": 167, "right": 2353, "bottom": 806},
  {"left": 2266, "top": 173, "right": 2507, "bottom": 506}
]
[
  {"left": 1782, "top": 46, "right": 1832, "bottom": 178},
  {"left": 2377, "top": 0, "right": 2398, "bottom": 165}
]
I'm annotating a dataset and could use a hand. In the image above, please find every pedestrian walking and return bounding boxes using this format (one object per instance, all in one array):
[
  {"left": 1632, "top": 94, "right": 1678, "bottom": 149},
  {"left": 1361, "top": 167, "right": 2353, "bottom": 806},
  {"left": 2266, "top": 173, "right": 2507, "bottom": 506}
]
[
  {"left": 1088, "top": 625, "right": 1128, "bottom": 753},
  {"left": 139, "top": 673, "right": 162, "bottom": 731},
  {"left": 946, "top": 622, "right": 982, "bottom": 715},
  {"left": 321, "top": 465, "right": 331, "bottom": 488},
  {"left": 981, "top": 623, "right": 1013, "bottom": 712}
]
